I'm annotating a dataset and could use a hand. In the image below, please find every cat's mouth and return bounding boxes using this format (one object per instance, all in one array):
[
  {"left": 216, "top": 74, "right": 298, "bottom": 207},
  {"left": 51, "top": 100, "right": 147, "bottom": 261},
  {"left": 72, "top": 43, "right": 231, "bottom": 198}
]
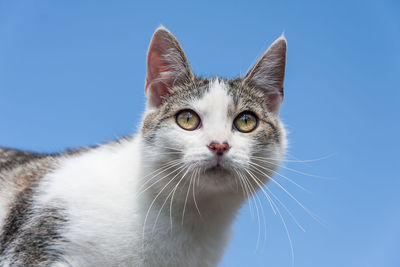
[{"left": 204, "top": 163, "right": 231, "bottom": 175}]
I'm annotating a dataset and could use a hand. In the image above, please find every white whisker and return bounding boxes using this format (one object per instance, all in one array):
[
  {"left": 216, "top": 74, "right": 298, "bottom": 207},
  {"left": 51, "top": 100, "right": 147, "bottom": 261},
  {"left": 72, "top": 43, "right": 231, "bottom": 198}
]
[
  {"left": 249, "top": 161, "right": 310, "bottom": 192},
  {"left": 169, "top": 166, "right": 191, "bottom": 230},
  {"left": 192, "top": 168, "right": 202, "bottom": 218},
  {"left": 181, "top": 168, "right": 196, "bottom": 225},
  {"left": 242, "top": 168, "right": 277, "bottom": 215},
  {"left": 138, "top": 160, "right": 182, "bottom": 192},
  {"left": 247, "top": 169, "right": 306, "bottom": 232},
  {"left": 235, "top": 168, "right": 255, "bottom": 219},
  {"left": 249, "top": 164, "right": 323, "bottom": 226},
  {"left": 142, "top": 165, "right": 187, "bottom": 240},
  {"left": 240, "top": 171, "right": 262, "bottom": 251},
  {"left": 138, "top": 163, "right": 184, "bottom": 196},
  {"left": 250, "top": 155, "right": 329, "bottom": 180}
]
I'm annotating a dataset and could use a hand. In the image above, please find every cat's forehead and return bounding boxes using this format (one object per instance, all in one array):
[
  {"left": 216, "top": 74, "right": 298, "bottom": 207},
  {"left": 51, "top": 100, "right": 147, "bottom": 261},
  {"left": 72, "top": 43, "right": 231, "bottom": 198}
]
[
  {"left": 167, "top": 77, "right": 267, "bottom": 116},
  {"left": 192, "top": 79, "right": 233, "bottom": 117}
]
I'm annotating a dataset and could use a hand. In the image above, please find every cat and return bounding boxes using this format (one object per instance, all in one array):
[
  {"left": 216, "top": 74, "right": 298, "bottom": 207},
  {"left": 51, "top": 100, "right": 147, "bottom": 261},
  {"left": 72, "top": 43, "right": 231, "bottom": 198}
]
[{"left": 0, "top": 26, "right": 287, "bottom": 267}]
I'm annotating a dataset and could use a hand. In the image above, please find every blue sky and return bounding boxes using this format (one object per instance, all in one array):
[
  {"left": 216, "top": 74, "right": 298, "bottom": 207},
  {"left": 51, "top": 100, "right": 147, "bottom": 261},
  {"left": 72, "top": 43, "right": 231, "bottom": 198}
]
[{"left": 1, "top": 1, "right": 399, "bottom": 266}]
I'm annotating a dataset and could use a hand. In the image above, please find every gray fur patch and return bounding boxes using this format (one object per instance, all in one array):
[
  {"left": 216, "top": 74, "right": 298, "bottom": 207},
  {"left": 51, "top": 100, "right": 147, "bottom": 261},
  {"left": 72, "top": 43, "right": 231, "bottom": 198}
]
[
  {"left": 0, "top": 186, "right": 69, "bottom": 266},
  {"left": 0, "top": 148, "right": 48, "bottom": 172},
  {"left": 0, "top": 148, "right": 66, "bottom": 265}
]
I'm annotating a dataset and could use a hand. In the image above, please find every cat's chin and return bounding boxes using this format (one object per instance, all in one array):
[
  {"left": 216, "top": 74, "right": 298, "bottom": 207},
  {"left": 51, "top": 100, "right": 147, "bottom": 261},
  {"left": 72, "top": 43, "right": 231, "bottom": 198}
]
[
  {"left": 199, "top": 165, "right": 240, "bottom": 194},
  {"left": 203, "top": 163, "right": 236, "bottom": 187}
]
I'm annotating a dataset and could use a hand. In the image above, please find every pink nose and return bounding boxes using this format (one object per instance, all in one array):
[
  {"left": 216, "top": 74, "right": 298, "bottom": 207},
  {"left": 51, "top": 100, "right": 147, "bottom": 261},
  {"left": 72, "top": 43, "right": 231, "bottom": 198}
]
[{"left": 207, "top": 142, "right": 230, "bottom": 156}]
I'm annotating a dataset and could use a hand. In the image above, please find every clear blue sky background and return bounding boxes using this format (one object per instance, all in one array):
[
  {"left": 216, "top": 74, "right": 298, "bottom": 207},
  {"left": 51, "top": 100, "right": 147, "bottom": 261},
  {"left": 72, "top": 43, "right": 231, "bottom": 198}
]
[{"left": 1, "top": 1, "right": 399, "bottom": 266}]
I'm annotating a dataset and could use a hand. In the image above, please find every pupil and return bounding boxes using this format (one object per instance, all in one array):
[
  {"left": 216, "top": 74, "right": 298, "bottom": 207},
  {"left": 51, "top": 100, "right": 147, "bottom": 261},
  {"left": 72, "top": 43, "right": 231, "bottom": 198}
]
[{"left": 243, "top": 115, "right": 248, "bottom": 124}]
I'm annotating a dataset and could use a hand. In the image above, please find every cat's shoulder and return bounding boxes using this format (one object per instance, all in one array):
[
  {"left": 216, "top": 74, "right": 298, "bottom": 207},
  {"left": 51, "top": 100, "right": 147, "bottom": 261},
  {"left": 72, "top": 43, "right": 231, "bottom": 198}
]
[
  {"left": 0, "top": 146, "right": 92, "bottom": 194},
  {"left": 0, "top": 146, "right": 96, "bottom": 171},
  {"left": 0, "top": 148, "right": 58, "bottom": 197},
  {"left": 0, "top": 147, "right": 49, "bottom": 171}
]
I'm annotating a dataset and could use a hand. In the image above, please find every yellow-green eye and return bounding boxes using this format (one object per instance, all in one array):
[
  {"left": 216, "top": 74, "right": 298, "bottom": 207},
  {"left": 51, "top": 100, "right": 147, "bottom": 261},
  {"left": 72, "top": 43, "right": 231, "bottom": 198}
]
[
  {"left": 176, "top": 109, "right": 201, "bottom": 131},
  {"left": 234, "top": 111, "right": 258, "bottom": 133}
]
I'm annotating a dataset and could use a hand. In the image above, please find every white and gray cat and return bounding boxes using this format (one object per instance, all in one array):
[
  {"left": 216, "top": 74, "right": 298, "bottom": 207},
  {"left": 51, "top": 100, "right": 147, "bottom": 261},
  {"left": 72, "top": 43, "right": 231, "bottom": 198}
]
[{"left": 0, "top": 27, "right": 287, "bottom": 266}]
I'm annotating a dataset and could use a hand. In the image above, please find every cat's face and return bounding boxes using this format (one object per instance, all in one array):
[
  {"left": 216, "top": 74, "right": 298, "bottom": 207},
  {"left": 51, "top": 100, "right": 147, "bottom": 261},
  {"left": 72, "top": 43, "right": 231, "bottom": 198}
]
[{"left": 141, "top": 27, "right": 287, "bottom": 196}]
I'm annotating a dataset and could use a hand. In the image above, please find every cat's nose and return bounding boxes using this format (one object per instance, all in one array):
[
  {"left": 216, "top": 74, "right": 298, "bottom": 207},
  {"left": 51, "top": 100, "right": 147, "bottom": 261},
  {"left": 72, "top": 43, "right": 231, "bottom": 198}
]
[{"left": 207, "top": 142, "right": 230, "bottom": 156}]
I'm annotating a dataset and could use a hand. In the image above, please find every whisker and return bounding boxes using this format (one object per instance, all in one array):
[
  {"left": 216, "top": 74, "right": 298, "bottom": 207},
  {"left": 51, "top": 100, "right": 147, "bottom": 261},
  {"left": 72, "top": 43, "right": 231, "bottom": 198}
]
[
  {"left": 284, "top": 151, "right": 334, "bottom": 164},
  {"left": 138, "top": 163, "right": 184, "bottom": 196},
  {"left": 151, "top": 164, "right": 190, "bottom": 233},
  {"left": 253, "top": 188, "right": 268, "bottom": 250},
  {"left": 142, "top": 165, "right": 187, "bottom": 240},
  {"left": 142, "top": 142, "right": 182, "bottom": 152},
  {"left": 169, "top": 166, "right": 191, "bottom": 230},
  {"left": 140, "top": 159, "right": 181, "bottom": 179},
  {"left": 244, "top": 169, "right": 295, "bottom": 267},
  {"left": 250, "top": 153, "right": 333, "bottom": 163},
  {"left": 267, "top": 187, "right": 305, "bottom": 232},
  {"left": 247, "top": 169, "right": 306, "bottom": 232},
  {"left": 233, "top": 168, "right": 249, "bottom": 199},
  {"left": 249, "top": 164, "right": 323, "bottom": 225},
  {"left": 141, "top": 152, "right": 183, "bottom": 159},
  {"left": 235, "top": 168, "right": 255, "bottom": 219},
  {"left": 241, "top": 172, "right": 262, "bottom": 251},
  {"left": 242, "top": 168, "right": 277, "bottom": 215},
  {"left": 249, "top": 161, "right": 310, "bottom": 192},
  {"left": 192, "top": 168, "right": 202, "bottom": 218},
  {"left": 275, "top": 196, "right": 295, "bottom": 267},
  {"left": 250, "top": 156, "right": 329, "bottom": 180},
  {"left": 242, "top": 169, "right": 280, "bottom": 251},
  {"left": 181, "top": 168, "right": 196, "bottom": 225},
  {"left": 138, "top": 160, "right": 182, "bottom": 190}
]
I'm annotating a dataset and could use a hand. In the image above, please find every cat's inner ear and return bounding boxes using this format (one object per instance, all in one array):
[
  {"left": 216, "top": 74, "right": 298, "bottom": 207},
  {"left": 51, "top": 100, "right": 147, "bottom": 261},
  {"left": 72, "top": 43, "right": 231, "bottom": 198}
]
[
  {"left": 145, "top": 26, "right": 194, "bottom": 108},
  {"left": 243, "top": 36, "right": 287, "bottom": 114}
]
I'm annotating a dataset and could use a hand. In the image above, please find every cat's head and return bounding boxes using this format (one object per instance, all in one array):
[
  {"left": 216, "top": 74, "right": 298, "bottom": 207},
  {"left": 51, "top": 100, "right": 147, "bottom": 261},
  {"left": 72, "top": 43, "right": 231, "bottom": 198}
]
[{"left": 140, "top": 27, "right": 287, "bottom": 196}]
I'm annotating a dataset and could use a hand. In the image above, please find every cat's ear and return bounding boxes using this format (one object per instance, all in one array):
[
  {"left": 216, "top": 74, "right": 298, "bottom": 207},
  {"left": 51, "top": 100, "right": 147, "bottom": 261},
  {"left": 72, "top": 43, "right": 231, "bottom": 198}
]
[
  {"left": 243, "top": 36, "right": 287, "bottom": 114},
  {"left": 145, "top": 26, "right": 194, "bottom": 108}
]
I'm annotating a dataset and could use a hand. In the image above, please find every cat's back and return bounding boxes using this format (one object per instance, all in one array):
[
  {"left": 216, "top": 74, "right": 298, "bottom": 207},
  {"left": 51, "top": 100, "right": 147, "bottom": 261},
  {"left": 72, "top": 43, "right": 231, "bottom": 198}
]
[
  {"left": 0, "top": 147, "right": 50, "bottom": 173},
  {"left": 0, "top": 147, "right": 56, "bottom": 190},
  {"left": 0, "top": 146, "right": 90, "bottom": 186},
  {"left": 0, "top": 148, "right": 62, "bottom": 226}
]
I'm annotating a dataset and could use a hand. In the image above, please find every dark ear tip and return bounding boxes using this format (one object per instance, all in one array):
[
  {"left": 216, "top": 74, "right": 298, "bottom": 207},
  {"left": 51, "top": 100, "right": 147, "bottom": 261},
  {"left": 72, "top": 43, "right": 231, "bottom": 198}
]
[
  {"left": 272, "top": 36, "right": 287, "bottom": 50},
  {"left": 153, "top": 25, "right": 173, "bottom": 37}
]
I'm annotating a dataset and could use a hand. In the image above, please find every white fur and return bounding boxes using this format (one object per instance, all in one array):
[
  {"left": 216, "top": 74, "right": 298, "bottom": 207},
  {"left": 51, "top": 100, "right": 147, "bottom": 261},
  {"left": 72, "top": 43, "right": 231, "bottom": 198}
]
[{"left": 32, "top": 80, "right": 285, "bottom": 266}]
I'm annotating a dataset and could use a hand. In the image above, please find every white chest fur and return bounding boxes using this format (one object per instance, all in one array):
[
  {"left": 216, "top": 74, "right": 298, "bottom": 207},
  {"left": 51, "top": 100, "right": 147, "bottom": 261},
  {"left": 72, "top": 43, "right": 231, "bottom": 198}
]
[{"left": 35, "top": 136, "right": 243, "bottom": 267}]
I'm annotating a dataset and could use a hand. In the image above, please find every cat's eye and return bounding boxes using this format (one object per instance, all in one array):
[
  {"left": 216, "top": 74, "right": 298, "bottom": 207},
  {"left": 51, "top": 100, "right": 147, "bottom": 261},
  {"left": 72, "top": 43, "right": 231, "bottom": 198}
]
[
  {"left": 176, "top": 109, "right": 201, "bottom": 131},
  {"left": 233, "top": 111, "right": 258, "bottom": 133}
]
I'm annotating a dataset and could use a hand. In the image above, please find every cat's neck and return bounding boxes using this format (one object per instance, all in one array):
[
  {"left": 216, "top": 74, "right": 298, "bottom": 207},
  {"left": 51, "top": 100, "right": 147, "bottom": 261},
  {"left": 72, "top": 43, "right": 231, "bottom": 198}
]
[
  {"left": 138, "top": 193, "right": 244, "bottom": 266},
  {"left": 139, "top": 183, "right": 245, "bottom": 230}
]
